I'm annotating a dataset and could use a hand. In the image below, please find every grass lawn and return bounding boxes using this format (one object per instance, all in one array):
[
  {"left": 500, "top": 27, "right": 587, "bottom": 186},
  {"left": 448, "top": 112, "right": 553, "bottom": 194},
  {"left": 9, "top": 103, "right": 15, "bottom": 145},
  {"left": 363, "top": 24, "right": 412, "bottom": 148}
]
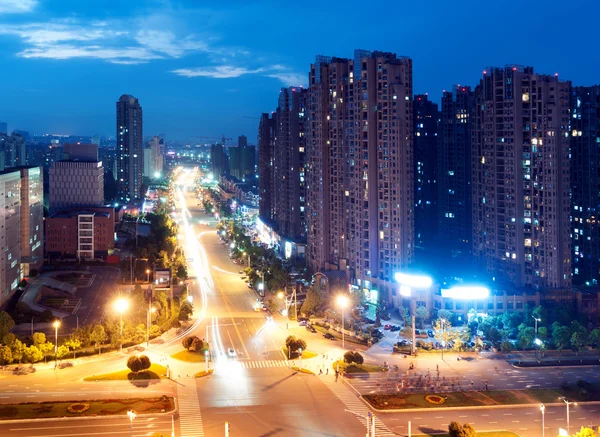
[
  {"left": 364, "top": 388, "right": 566, "bottom": 410},
  {"left": 194, "top": 369, "right": 214, "bottom": 378},
  {"left": 83, "top": 364, "right": 167, "bottom": 381},
  {"left": 313, "top": 325, "right": 367, "bottom": 346},
  {"left": 414, "top": 433, "right": 519, "bottom": 437},
  {"left": 281, "top": 346, "right": 318, "bottom": 360},
  {"left": 171, "top": 349, "right": 207, "bottom": 363},
  {"left": 334, "top": 360, "right": 384, "bottom": 373},
  {"left": 0, "top": 396, "right": 174, "bottom": 420}
]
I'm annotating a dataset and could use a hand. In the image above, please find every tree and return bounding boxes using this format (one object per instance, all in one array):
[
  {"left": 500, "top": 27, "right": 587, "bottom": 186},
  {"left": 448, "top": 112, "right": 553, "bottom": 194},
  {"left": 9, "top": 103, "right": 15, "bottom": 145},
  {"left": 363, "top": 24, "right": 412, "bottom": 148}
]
[
  {"left": 285, "top": 335, "right": 306, "bottom": 356},
  {"left": 571, "top": 332, "right": 586, "bottom": 355},
  {"left": 23, "top": 345, "right": 43, "bottom": 364},
  {"left": 2, "top": 333, "right": 15, "bottom": 348},
  {"left": 11, "top": 339, "right": 25, "bottom": 364},
  {"left": 517, "top": 325, "right": 535, "bottom": 350},
  {"left": 64, "top": 338, "right": 81, "bottom": 359},
  {"left": 32, "top": 332, "right": 46, "bottom": 348},
  {"left": 552, "top": 325, "right": 571, "bottom": 356},
  {"left": 179, "top": 302, "right": 193, "bottom": 321},
  {"left": 398, "top": 306, "right": 410, "bottom": 326},
  {"left": 127, "top": 355, "right": 143, "bottom": 373},
  {"left": 139, "top": 355, "right": 151, "bottom": 371},
  {"left": 0, "top": 346, "right": 13, "bottom": 364},
  {"left": 433, "top": 319, "right": 453, "bottom": 348},
  {"left": 462, "top": 423, "right": 476, "bottom": 437},
  {"left": 415, "top": 306, "right": 428, "bottom": 330},
  {"left": 39, "top": 341, "right": 54, "bottom": 363},
  {"left": 182, "top": 336, "right": 196, "bottom": 351},
  {"left": 448, "top": 421, "right": 476, "bottom": 437},
  {"left": 56, "top": 345, "right": 69, "bottom": 361},
  {"left": 589, "top": 329, "right": 600, "bottom": 356},
  {"left": 90, "top": 325, "right": 108, "bottom": 354},
  {"left": 344, "top": 351, "right": 364, "bottom": 365},
  {"left": 190, "top": 337, "right": 204, "bottom": 352},
  {"left": 0, "top": 311, "right": 15, "bottom": 340},
  {"left": 301, "top": 286, "right": 322, "bottom": 316}
]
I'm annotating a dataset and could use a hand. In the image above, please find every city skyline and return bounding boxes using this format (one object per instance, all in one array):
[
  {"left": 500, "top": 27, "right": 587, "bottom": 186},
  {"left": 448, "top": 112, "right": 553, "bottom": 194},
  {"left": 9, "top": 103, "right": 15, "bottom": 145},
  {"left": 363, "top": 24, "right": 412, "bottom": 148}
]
[{"left": 0, "top": 0, "right": 598, "bottom": 140}]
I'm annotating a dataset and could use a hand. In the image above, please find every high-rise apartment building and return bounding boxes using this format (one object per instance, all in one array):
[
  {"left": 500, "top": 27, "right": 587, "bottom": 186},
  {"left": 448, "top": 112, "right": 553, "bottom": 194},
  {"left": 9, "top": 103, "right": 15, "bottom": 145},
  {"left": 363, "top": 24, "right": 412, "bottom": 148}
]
[
  {"left": 306, "top": 50, "right": 414, "bottom": 304},
  {"left": 472, "top": 66, "right": 571, "bottom": 290},
  {"left": 146, "top": 136, "right": 164, "bottom": 176},
  {"left": 438, "top": 86, "right": 475, "bottom": 254},
  {"left": 271, "top": 87, "right": 307, "bottom": 242},
  {"left": 49, "top": 161, "right": 104, "bottom": 212},
  {"left": 210, "top": 143, "right": 226, "bottom": 176},
  {"left": 258, "top": 113, "right": 275, "bottom": 223},
  {"left": 0, "top": 170, "right": 22, "bottom": 304},
  {"left": 0, "top": 132, "right": 26, "bottom": 170},
  {"left": 413, "top": 94, "right": 439, "bottom": 254},
  {"left": 116, "top": 94, "right": 143, "bottom": 201},
  {"left": 571, "top": 85, "right": 600, "bottom": 287},
  {"left": 64, "top": 143, "right": 98, "bottom": 161},
  {"left": 19, "top": 167, "right": 43, "bottom": 276}
]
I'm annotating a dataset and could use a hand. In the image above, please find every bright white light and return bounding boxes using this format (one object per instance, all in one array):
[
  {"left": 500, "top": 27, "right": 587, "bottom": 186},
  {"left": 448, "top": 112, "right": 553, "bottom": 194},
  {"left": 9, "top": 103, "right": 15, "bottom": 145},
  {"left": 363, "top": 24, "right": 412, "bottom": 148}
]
[
  {"left": 187, "top": 296, "right": 193, "bottom": 303},
  {"left": 440, "top": 286, "right": 490, "bottom": 300},
  {"left": 400, "top": 285, "right": 412, "bottom": 297},
  {"left": 114, "top": 298, "right": 129, "bottom": 313},
  {"left": 230, "top": 242, "right": 235, "bottom": 248},
  {"left": 336, "top": 295, "right": 349, "bottom": 308},
  {"left": 258, "top": 283, "right": 264, "bottom": 291},
  {"left": 534, "top": 338, "right": 542, "bottom": 346},
  {"left": 154, "top": 172, "right": 161, "bottom": 179},
  {"left": 395, "top": 272, "right": 433, "bottom": 288}
]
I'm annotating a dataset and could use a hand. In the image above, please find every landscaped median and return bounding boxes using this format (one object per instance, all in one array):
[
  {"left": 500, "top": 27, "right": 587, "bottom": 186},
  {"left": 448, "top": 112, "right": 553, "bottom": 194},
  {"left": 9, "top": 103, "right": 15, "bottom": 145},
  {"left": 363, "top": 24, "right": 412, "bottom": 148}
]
[
  {"left": 0, "top": 396, "right": 174, "bottom": 420},
  {"left": 291, "top": 366, "right": 314, "bottom": 375},
  {"left": 414, "top": 432, "right": 519, "bottom": 437},
  {"left": 281, "top": 346, "right": 318, "bottom": 360},
  {"left": 194, "top": 369, "right": 214, "bottom": 378},
  {"left": 171, "top": 350, "right": 207, "bottom": 362},
  {"left": 333, "top": 359, "right": 384, "bottom": 374},
  {"left": 83, "top": 364, "right": 167, "bottom": 381},
  {"left": 363, "top": 387, "right": 598, "bottom": 410}
]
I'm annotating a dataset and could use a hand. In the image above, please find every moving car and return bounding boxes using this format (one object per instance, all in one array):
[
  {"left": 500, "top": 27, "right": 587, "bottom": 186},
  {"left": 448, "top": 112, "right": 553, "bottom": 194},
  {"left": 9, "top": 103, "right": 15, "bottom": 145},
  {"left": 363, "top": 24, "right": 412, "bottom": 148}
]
[
  {"left": 227, "top": 348, "right": 236, "bottom": 358},
  {"left": 323, "top": 332, "right": 335, "bottom": 340},
  {"left": 306, "top": 325, "right": 317, "bottom": 333},
  {"left": 299, "top": 320, "right": 308, "bottom": 326}
]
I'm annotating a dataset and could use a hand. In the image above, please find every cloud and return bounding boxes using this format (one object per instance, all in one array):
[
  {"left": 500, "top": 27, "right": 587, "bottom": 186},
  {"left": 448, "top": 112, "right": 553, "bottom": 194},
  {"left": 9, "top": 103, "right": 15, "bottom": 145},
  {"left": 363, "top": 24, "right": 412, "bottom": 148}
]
[
  {"left": 265, "top": 72, "right": 306, "bottom": 87},
  {"left": 172, "top": 64, "right": 305, "bottom": 86},
  {"left": 172, "top": 65, "right": 266, "bottom": 79},
  {"left": 0, "top": 0, "right": 37, "bottom": 14},
  {"left": 0, "top": 19, "right": 211, "bottom": 63}
]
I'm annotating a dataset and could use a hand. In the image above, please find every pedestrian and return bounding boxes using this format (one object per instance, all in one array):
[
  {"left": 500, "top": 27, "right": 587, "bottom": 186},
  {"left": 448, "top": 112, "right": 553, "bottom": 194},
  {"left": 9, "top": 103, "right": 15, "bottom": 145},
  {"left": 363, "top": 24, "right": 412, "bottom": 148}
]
[
  {"left": 335, "top": 370, "right": 339, "bottom": 382},
  {"left": 319, "top": 368, "right": 323, "bottom": 375},
  {"left": 485, "top": 381, "right": 488, "bottom": 391},
  {"left": 326, "top": 368, "right": 329, "bottom": 375},
  {"left": 436, "top": 364, "right": 439, "bottom": 372}
]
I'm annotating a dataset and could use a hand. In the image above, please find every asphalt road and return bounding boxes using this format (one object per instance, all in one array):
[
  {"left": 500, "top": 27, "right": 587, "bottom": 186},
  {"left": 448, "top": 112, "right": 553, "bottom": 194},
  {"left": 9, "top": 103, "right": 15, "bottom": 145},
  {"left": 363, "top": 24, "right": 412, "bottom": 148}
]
[{"left": 0, "top": 415, "right": 174, "bottom": 437}]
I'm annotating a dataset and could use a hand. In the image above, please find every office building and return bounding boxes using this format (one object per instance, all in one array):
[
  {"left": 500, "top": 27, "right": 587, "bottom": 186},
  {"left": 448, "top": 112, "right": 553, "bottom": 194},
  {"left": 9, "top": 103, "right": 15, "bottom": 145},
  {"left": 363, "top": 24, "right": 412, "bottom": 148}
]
[
  {"left": 0, "top": 170, "right": 23, "bottom": 305},
  {"left": 472, "top": 66, "right": 571, "bottom": 290},
  {"left": 571, "top": 85, "right": 600, "bottom": 287},
  {"left": 49, "top": 161, "right": 104, "bottom": 212},
  {"left": 306, "top": 50, "right": 414, "bottom": 304},
  {"left": 19, "top": 167, "right": 43, "bottom": 276},
  {"left": 45, "top": 207, "right": 115, "bottom": 260},
  {"left": 0, "top": 132, "right": 26, "bottom": 170},
  {"left": 116, "top": 94, "right": 143, "bottom": 201},
  {"left": 413, "top": 94, "right": 439, "bottom": 254},
  {"left": 438, "top": 86, "right": 475, "bottom": 254},
  {"left": 258, "top": 113, "right": 275, "bottom": 224}
]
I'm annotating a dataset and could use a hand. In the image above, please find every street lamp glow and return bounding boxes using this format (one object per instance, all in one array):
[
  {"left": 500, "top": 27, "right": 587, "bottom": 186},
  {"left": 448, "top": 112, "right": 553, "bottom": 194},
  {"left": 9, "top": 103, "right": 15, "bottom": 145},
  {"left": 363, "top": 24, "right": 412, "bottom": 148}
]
[
  {"left": 114, "top": 298, "right": 129, "bottom": 314},
  {"left": 52, "top": 320, "right": 61, "bottom": 329},
  {"left": 187, "top": 295, "right": 193, "bottom": 303},
  {"left": 534, "top": 338, "right": 542, "bottom": 346},
  {"left": 336, "top": 295, "right": 349, "bottom": 308},
  {"left": 277, "top": 291, "right": 284, "bottom": 299}
]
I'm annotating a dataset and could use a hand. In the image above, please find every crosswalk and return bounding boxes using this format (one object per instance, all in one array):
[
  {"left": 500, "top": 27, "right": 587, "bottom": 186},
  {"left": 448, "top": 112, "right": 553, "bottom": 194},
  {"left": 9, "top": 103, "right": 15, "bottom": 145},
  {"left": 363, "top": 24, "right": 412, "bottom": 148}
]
[
  {"left": 240, "top": 359, "right": 289, "bottom": 369},
  {"left": 177, "top": 380, "right": 204, "bottom": 437},
  {"left": 321, "top": 376, "right": 396, "bottom": 437}
]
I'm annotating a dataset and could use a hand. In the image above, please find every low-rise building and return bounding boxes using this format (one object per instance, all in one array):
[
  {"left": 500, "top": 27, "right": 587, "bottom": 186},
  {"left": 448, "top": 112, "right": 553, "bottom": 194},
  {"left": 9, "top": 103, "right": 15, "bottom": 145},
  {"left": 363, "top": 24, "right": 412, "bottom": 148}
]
[{"left": 45, "top": 207, "right": 115, "bottom": 260}]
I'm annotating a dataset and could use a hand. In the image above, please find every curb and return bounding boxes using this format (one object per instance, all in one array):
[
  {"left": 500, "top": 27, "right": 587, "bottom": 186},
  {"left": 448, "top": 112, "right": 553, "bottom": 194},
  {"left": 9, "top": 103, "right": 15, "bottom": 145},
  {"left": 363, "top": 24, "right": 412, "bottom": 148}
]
[
  {"left": 363, "top": 399, "right": 600, "bottom": 414},
  {"left": 0, "top": 397, "right": 179, "bottom": 424}
]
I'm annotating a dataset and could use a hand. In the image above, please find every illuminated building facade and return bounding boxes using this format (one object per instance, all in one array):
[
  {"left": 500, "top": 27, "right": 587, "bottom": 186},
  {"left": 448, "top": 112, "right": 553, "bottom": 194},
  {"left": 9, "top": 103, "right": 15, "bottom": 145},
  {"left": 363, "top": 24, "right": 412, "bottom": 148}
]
[{"left": 116, "top": 94, "right": 143, "bottom": 201}]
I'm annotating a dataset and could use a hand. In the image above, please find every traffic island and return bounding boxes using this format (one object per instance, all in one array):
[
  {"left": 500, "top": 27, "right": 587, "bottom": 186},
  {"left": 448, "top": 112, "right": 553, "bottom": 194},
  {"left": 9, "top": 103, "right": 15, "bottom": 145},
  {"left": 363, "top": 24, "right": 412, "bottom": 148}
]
[
  {"left": 83, "top": 364, "right": 167, "bottom": 381},
  {"left": 414, "top": 432, "right": 519, "bottom": 437},
  {"left": 171, "top": 350, "right": 207, "bottom": 363},
  {"left": 194, "top": 369, "right": 214, "bottom": 378},
  {"left": 0, "top": 396, "right": 174, "bottom": 420},
  {"left": 291, "top": 366, "right": 314, "bottom": 375},
  {"left": 333, "top": 360, "right": 384, "bottom": 374},
  {"left": 281, "top": 346, "right": 318, "bottom": 360},
  {"left": 363, "top": 387, "right": 595, "bottom": 410}
]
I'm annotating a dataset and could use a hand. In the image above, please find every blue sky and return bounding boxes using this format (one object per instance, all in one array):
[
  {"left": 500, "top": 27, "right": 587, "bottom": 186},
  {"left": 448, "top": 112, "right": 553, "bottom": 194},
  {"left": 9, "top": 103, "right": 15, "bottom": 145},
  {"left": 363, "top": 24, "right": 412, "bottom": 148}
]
[{"left": 0, "top": 0, "right": 597, "bottom": 141}]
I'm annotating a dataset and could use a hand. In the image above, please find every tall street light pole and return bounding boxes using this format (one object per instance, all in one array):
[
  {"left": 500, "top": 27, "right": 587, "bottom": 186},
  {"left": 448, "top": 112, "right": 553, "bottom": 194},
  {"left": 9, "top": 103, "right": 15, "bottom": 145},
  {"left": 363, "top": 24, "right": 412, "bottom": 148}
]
[
  {"left": 560, "top": 397, "right": 576, "bottom": 434},
  {"left": 146, "top": 305, "right": 156, "bottom": 348},
  {"left": 53, "top": 320, "right": 60, "bottom": 369},
  {"left": 540, "top": 404, "right": 545, "bottom": 437},
  {"left": 337, "top": 295, "right": 349, "bottom": 349},
  {"left": 127, "top": 410, "right": 136, "bottom": 437}
]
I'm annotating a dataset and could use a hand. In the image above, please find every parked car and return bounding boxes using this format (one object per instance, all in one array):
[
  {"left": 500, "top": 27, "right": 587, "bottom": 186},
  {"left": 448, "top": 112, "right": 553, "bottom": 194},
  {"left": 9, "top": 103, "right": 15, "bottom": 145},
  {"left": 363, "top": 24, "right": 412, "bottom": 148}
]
[
  {"left": 384, "top": 324, "right": 391, "bottom": 330},
  {"left": 390, "top": 325, "right": 400, "bottom": 332},
  {"left": 372, "top": 329, "right": 384, "bottom": 338},
  {"left": 363, "top": 317, "right": 375, "bottom": 324},
  {"left": 323, "top": 332, "right": 335, "bottom": 340},
  {"left": 306, "top": 325, "right": 317, "bottom": 333},
  {"left": 298, "top": 317, "right": 310, "bottom": 322},
  {"left": 427, "top": 329, "right": 434, "bottom": 338},
  {"left": 299, "top": 320, "right": 308, "bottom": 326},
  {"left": 247, "top": 283, "right": 253, "bottom": 289}
]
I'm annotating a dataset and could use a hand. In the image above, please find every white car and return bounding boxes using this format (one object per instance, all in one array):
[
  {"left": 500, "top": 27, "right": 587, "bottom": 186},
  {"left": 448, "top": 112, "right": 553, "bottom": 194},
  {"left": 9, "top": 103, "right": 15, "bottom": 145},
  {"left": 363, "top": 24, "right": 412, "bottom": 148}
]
[{"left": 227, "top": 348, "right": 236, "bottom": 358}]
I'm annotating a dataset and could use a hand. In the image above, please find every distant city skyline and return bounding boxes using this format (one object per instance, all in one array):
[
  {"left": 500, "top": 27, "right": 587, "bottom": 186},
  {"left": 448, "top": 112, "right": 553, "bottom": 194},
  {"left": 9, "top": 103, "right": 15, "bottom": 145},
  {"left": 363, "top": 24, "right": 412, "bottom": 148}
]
[{"left": 0, "top": 0, "right": 598, "bottom": 139}]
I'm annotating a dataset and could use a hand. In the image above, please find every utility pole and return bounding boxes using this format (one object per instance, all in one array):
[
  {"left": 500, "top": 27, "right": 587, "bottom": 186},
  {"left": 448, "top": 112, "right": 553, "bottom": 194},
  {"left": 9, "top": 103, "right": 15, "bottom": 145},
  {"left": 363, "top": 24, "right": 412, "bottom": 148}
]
[
  {"left": 225, "top": 422, "right": 230, "bottom": 437},
  {"left": 411, "top": 315, "right": 416, "bottom": 355}
]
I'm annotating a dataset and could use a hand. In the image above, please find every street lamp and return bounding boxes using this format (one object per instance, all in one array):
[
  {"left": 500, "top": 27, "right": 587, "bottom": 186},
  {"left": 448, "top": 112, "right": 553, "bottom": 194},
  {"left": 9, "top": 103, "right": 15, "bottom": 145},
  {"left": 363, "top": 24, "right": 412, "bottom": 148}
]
[
  {"left": 242, "top": 251, "right": 251, "bottom": 269},
  {"left": 127, "top": 410, "right": 136, "bottom": 437},
  {"left": 114, "top": 298, "right": 129, "bottom": 353},
  {"left": 146, "top": 269, "right": 150, "bottom": 283},
  {"left": 533, "top": 316, "right": 541, "bottom": 336},
  {"left": 540, "top": 404, "right": 545, "bottom": 437},
  {"left": 337, "top": 295, "right": 350, "bottom": 349},
  {"left": 53, "top": 320, "right": 60, "bottom": 369},
  {"left": 559, "top": 397, "right": 576, "bottom": 434},
  {"left": 440, "top": 318, "right": 447, "bottom": 361}
]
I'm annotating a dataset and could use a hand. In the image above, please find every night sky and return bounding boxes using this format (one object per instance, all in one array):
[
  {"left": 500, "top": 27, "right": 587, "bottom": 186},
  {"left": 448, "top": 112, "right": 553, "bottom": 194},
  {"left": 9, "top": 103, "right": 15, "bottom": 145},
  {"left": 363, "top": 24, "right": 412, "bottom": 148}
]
[{"left": 0, "top": 0, "right": 597, "bottom": 141}]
